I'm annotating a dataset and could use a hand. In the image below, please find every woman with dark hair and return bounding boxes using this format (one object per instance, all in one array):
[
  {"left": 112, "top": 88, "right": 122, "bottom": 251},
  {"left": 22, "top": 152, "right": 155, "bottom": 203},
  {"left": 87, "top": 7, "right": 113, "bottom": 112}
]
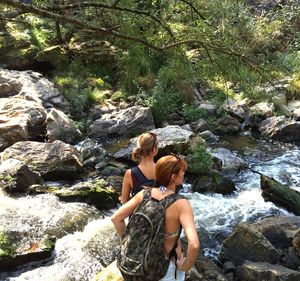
[
  {"left": 112, "top": 155, "right": 200, "bottom": 280},
  {"left": 121, "top": 132, "right": 158, "bottom": 204}
]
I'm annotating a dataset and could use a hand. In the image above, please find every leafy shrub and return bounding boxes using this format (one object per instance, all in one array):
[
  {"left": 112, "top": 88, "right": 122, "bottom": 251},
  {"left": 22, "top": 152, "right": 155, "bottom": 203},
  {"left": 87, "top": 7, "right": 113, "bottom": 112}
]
[
  {"left": 186, "top": 144, "right": 213, "bottom": 176},
  {"left": 182, "top": 104, "right": 209, "bottom": 122}
]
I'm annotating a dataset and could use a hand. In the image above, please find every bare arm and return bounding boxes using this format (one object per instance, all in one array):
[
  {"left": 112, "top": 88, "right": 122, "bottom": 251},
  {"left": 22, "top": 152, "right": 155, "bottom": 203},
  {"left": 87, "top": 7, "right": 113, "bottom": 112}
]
[
  {"left": 177, "top": 200, "right": 200, "bottom": 272},
  {"left": 121, "top": 169, "right": 133, "bottom": 205},
  {"left": 111, "top": 191, "right": 143, "bottom": 236}
]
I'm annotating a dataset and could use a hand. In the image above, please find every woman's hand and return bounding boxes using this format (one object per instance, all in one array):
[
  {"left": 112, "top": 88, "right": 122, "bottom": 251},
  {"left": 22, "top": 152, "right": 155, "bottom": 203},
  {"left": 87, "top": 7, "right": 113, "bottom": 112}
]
[{"left": 177, "top": 255, "right": 188, "bottom": 272}]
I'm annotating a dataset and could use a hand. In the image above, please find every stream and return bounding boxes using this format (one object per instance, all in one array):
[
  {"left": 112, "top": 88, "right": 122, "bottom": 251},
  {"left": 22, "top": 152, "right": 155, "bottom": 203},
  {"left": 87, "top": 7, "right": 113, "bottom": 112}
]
[{"left": 0, "top": 136, "right": 299, "bottom": 281}]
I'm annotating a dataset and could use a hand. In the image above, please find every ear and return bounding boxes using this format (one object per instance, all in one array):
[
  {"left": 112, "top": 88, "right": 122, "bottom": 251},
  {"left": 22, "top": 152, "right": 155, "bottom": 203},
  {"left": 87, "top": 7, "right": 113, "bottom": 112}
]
[{"left": 171, "top": 173, "right": 178, "bottom": 182}]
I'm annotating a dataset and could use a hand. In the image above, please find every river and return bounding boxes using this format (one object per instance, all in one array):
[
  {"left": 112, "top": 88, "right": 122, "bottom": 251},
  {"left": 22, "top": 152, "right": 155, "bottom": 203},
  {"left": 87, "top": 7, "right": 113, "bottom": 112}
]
[{"left": 0, "top": 136, "right": 299, "bottom": 281}]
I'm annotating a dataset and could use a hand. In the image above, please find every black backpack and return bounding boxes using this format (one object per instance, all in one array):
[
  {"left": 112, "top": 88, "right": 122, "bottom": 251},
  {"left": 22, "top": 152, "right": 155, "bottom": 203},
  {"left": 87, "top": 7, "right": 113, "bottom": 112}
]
[
  {"left": 131, "top": 167, "right": 155, "bottom": 196},
  {"left": 117, "top": 188, "right": 185, "bottom": 281}
]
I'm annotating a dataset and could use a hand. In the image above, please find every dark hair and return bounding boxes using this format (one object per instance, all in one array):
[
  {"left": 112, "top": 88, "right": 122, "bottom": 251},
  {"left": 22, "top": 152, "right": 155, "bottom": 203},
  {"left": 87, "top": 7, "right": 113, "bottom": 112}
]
[
  {"left": 155, "top": 155, "right": 187, "bottom": 187},
  {"left": 132, "top": 132, "right": 158, "bottom": 162}
]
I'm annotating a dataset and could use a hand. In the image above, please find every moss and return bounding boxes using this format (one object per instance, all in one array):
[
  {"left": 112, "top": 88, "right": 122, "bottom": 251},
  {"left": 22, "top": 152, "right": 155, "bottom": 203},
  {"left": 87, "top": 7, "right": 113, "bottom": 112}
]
[{"left": 0, "top": 232, "right": 15, "bottom": 258}]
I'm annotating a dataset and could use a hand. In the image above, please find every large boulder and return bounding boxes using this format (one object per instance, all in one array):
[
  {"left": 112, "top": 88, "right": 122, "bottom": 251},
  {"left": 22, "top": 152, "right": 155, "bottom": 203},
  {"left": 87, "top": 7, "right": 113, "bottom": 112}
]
[
  {"left": 212, "top": 116, "right": 242, "bottom": 135},
  {"left": 0, "top": 97, "right": 47, "bottom": 150},
  {"left": 249, "top": 102, "right": 274, "bottom": 120},
  {"left": 236, "top": 261, "right": 300, "bottom": 281},
  {"left": 0, "top": 28, "right": 38, "bottom": 70},
  {"left": 0, "top": 159, "right": 41, "bottom": 193},
  {"left": 220, "top": 223, "right": 280, "bottom": 265},
  {"left": 113, "top": 125, "right": 193, "bottom": 160},
  {"left": 0, "top": 68, "right": 70, "bottom": 113},
  {"left": 88, "top": 106, "right": 155, "bottom": 139},
  {"left": 209, "top": 148, "right": 248, "bottom": 172},
  {"left": 222, "top": 98, "right": 246, "bottom": 120},
  {"left": 252, "top": 216, "right": 300, "bottom": 250},
  {"left": 34, "top": 45, "right": 69, "bottom": 69},
  {"left": 0, "top": 140, "right": 83, "bottom": 180},
  {"left": 258, "top": 116, "right": 300, "bottom": 144},
  {"left": 46, "top": 108, "right": 82, "bottom": 144}
]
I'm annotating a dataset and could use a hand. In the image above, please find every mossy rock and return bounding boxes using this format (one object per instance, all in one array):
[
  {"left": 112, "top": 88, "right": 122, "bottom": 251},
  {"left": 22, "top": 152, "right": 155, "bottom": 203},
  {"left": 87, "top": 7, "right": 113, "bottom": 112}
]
[
  {"left": 35, "top": 45, "right": 69, "bottom": 69},
  {"left": 47, "top": 179, "right": 119, "bottom": 210}
]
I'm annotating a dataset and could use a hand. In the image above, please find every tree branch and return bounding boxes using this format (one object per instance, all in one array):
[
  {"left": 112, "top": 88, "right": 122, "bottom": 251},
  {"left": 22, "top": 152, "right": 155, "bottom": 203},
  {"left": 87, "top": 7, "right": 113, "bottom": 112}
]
[
  {"left": 0, "top": 0, "right": 162, "bottom": 51},
  {"left": 45, "top": 1, "right": 174, "bottom": 38}
]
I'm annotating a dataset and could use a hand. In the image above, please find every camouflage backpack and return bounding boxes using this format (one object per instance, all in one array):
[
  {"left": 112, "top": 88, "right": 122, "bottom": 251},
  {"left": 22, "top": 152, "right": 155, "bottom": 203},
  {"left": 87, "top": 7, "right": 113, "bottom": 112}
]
[{"left": 117, "top": 188, "right": 185, "bottom": 281}]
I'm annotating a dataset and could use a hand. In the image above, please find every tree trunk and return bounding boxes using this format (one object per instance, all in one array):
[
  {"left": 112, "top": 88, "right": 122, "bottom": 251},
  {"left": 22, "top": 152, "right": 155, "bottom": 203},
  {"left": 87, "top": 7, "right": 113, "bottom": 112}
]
[{"left": 261, "top": 175, "right": 300, "bottom": 216}]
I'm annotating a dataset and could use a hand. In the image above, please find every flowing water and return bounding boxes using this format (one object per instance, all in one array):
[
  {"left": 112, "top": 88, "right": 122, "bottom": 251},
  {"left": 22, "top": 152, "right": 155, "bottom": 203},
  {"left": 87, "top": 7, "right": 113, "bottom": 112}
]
[{"left": 0, "top": 136, "right": 299, "bottom": 280}]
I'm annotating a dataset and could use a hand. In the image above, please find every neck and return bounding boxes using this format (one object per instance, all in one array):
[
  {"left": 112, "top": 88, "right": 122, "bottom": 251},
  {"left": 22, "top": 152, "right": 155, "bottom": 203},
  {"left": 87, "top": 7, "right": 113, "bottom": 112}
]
[{"left": 140, "top": 154, "right": 155, "bottom": 164}]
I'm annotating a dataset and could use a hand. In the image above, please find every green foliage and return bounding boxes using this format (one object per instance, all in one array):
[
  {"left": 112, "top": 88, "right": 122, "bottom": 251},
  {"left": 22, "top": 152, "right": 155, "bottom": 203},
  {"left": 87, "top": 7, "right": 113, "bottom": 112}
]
[
  {"left": 186, "top": 144, "right": 213, "bottom": 176},
  {"left": 182, "top": 104, "right": 209, "bottom": 122},
  {"left": 0, "top": 231, "right": 14, "bottom": 258},
  {"left": 53, "top": 60, "right": 112, "bottom": 119}
]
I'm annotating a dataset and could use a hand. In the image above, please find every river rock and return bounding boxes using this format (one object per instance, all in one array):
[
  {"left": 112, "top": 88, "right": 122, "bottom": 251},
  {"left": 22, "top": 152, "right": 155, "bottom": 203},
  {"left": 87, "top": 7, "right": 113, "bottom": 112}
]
[
  {"left": 0, "top": 232, "right": 55, "bottom": 272},
  {"left": 46, "top": 108, "right": 82, "bottom": 144},
  {"left": 88, "top": 106, "right": 155, "bottom": 139},
  {"left": 209, "top": 148, "right": 247, "bottom": 172},
  {"left": 222, "top": 98, "right": 246, "bottom": 120},
  {"left": 252, "top": 216, "right": 300, "bottom": 250},
  {"left": 0, "top": 140, "right": 83, "bottom": 180},
  {"left": 212, "top": 116, "right": 242, "bottom": 135},
  {"left": 0, "top": 96, "right": 47, "bottom": 150},
  {"left": 45, "top": 178, "right": 119, "bottom": 210},
  {"left": 0, "top": 159, "right": 41, "bottom": 193},
  {"left": 236, "top": 261, "right": 300, "bottom": 281},
  {"left": 220, "top": 223, "right": 280, "bottom": 265},
  {"left": 258, "top": 116, "right": 300, "bottom": 144},
  {"left": 192, "top": 171, "right": 236, "bottom": 195},
  {"left": 113, "top": 125, "right": 193, "bottom": 160},
  {"left": 249, "top": 102, "right": 274, "bottom": 120},
  {"left": 287, "top": 100, "right": 300, "bottom": 120},
  {"left": 261, "top": 175, "right": 300, "bottom": 215},
  {"left": 0, "top": 68, "right": 70, "bottom": 113}
]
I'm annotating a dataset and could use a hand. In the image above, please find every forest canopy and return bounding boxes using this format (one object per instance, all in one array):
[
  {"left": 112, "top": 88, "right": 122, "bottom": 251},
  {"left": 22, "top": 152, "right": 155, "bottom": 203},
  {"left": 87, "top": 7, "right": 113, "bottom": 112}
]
[{"left": 0, "top": 0, "right": 300, "bottom": 123}]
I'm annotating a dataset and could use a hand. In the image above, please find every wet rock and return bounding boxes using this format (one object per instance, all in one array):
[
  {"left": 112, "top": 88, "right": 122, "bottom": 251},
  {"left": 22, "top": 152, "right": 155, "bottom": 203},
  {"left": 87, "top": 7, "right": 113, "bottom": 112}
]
[
  {"left": 113, "top": 125, "right": 193, "bottom": 160},
  {"left": 1, "top": 140, "right": 83, "bottom": 180},
  {"left": 236, "top": 261, "right": 300, "bottom": 281},
  {"left": 192, "top": 171, "right": 236, "bottom": 195},
  {"left": 261, "top": 175, "right": 300, "bottom": 215},
  {"left": 0, "top": 159, "right": 41, "bottom": 193},
  {"left": 286, "top": 246, "right": 300, "bottom": 270},
  {"left": 46, "top": 178, "right": 119, "bottom": 210},
  {"left": 46, "top": 108, "right": 82, "bottom": 144},
  {"left": 0, "top": 231, "right": 55, "bottom": 272},
  {"left": 220, "top": 223, "right": 280, "bottom": 265},
  {"left": 88, "top": 106, "right": 155, "bottom": 139}
]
